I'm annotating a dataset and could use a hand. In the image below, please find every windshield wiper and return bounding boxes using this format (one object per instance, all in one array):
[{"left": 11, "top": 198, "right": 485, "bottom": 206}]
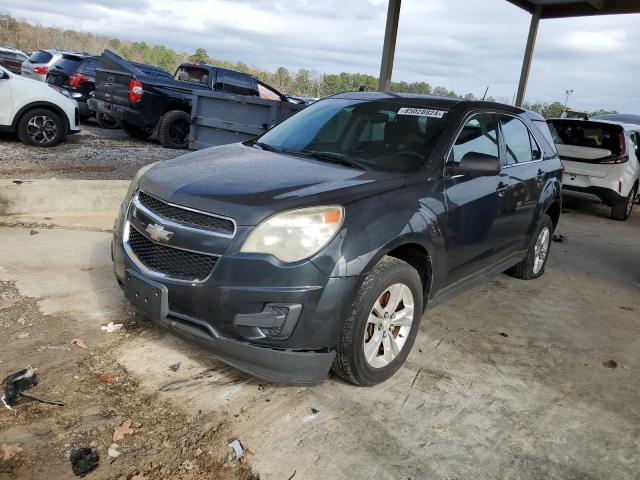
[
  {"left": 249, "top": 140, "right": 281, "bottom": 153},
  {"left": 293, "top": 150, "right": 368, "bottom": 170}
]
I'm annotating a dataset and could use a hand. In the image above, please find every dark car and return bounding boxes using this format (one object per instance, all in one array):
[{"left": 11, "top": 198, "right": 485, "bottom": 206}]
[
  {"left": 0, "top": 47, "right": 28, "bottom": 75},
  {"left": 89, "top": 50, "right": 292, "bottom": 148},
  {"left": 112, "top": 93, "right": 562, "bottom": 386}
]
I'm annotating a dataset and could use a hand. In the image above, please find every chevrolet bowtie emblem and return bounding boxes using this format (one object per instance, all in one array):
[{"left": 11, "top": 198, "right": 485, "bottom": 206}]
[{"left": 145, "top": 223, "right": 174, "bottom": 242}]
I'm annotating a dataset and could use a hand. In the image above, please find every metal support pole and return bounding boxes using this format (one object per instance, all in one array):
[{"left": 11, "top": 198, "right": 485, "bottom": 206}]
[
  {"left": 378, "top": 0, "right": 401, "bottom": 91},
  {"left": 515, "top": 5, "right": 542, "bottom": 107}
]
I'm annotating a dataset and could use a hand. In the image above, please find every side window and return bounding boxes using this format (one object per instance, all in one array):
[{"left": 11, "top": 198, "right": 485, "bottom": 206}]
[
  {"left": 451, "top": 114, "right": 499, "bottom": 163},
  {"left": 221, "top": 71, "right": 256, "bottom": 96},
  {"left": 500, "top": 116, "right": 535, "bottom": 164}
]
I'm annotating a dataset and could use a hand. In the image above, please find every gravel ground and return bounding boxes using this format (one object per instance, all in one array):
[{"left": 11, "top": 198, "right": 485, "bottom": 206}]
[{"left": 0, "top": 121, "right": 182, "bottom": 180}]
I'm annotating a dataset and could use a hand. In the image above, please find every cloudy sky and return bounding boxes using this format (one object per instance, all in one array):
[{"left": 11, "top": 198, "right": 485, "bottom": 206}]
[{"left": 2, "top": 0, "right": 638, "bottom": 112}]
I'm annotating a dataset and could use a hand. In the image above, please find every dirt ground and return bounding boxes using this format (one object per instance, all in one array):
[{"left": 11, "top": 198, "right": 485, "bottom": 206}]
[{"left": 0, "top": 122, "right": 181, "bottom": 180}]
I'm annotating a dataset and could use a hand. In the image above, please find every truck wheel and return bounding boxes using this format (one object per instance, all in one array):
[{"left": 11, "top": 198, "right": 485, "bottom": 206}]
[
  {"left": 506, "top": 214, "right": 553, "bottom": 280},
  {"left": 332, "top": 257, "right": 423, "bottom": 386},
  {"left": 17, "top": 108, "right": 65, "bottom": 147},
  {"left": 121, "top": 121, "right": 152, "bottom": 140},
  {"left": 157, "top": 110, "right": 190, "bottom": 149},
  {"left": 95, "top": 112, "right": 120, "bottom": 130},
  {"left": 611, "top": 184, "right": 636, "bottom": 221}
]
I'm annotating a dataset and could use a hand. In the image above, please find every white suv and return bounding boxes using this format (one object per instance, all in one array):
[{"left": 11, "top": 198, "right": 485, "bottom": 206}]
[
  {"left": 0, "top": 65, "right": 80, "bottom": 147},
  {"left": 547, "top": 118, "right": 639, "bottom": 221}
]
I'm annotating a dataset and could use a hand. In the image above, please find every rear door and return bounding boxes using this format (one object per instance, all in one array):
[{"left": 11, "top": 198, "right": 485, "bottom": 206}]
[
  {"left": 499, "top": 114, "right": 545, "bottom": 253},
  {"left": 443, "top": 112, "right": 511, "bottom": 285},
  {"left": 0, "top": 68, "right": 13, "bottom": 125}
]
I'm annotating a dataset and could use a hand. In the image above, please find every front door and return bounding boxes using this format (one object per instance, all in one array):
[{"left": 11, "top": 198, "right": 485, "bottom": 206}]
[
  {"left": 499, "top": 114, "right": 544, "bottom": 253},
  {"left": 0, "top": 71, "right": 13, "bottom": 125},
  {"left": 443, "top": 113, "right": 511, "bottom": 286}
]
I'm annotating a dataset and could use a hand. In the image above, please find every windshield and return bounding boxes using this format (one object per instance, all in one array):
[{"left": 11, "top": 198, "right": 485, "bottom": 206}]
[{"left": 256, "top": 98, "right": 451, "bottom": 172}]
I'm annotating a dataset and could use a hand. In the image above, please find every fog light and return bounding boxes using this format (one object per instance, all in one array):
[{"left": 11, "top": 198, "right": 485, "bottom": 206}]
[{"left": 233, "top": 303, "right": 302, "bottom": 340}]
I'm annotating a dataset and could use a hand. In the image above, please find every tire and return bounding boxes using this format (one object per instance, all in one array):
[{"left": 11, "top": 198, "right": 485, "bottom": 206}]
[
  {"left": 121, "top": 121, "right": 152, "bottom": 140},
  {"left": 611, "top": 184, "right": 637, "bottom": 221},
  {"left": 506, "top": 214, "right": 553, "bottom": 280},
  {"left": 157, "top": 110, "right": 190, "bottom": 149},
  {"left": 95, "top": 112, "right": 120, "bottom": 130},
  {"left": 332, "top": 256, "right": 423, "bottom": 386},
  {"left": 16, "top": 108, "right": 65, "bottom": 147}
]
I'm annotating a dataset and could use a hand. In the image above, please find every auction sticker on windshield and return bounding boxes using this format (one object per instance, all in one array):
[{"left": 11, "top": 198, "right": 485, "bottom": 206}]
[{"left": 398, "top": 107, "right": 447, "bottom": 118}]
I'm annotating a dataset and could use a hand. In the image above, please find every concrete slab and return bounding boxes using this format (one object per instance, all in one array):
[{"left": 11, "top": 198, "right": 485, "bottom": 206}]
[{"left": 1, "top": 194, "right": 639, "bottom": 479}]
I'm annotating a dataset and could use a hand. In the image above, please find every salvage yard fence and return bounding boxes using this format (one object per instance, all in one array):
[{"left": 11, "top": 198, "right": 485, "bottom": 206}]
[{"left": 189, "top": 91, "right": 305, "bottom": 150}]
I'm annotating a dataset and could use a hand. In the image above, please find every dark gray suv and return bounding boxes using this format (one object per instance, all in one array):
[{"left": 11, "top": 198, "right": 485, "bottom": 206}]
[{"left": 112, "top": 92, "right": 562, "bottom": 386}]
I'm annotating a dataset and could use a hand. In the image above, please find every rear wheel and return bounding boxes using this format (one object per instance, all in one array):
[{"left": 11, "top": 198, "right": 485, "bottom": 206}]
[
  {"left": 121, "top": 121, "right": 152, "bottom": 140},
  {"left": 17, "top": 108, "right": 65, "bottom": 147},
  {"left": 95, "top": 112, "right": 120, "bottom": 130},
  {"left": 157, "top": 110, "right": 190, "bottom": 149},
  {"left": 332, "top": 257, "right": 423, "bottom": 386},
  {"left": 506, "top": 214, "right": 553, "bottom": 280},
  {"left": 611, "top": 184, "right": 637, "bottom": 221}
]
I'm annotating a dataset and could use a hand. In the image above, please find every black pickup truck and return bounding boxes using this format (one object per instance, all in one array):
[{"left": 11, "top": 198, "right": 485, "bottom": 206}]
[{"left": 88, "top": 50, "right": 290, "bottom": 148}]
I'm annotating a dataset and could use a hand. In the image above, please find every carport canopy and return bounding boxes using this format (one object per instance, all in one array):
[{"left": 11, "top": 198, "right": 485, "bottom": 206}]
[{"left": 377, "top": 0, "right": 640, "bottom": 106}]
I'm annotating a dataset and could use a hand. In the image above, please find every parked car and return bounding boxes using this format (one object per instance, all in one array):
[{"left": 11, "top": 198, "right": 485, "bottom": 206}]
[
  {"left": 21, "top": 49, "right": 84, "bottom": 82},
  {"left": 112, "top": 93, "right": 562, "bottom": 385},
  {"left": 0, "top": 47, "right": 29, "bottom": 75},
  {"left": 547, "top": 118, "right": 639, "bottom": 220},
  {"left": 591, "top": 113, "right": 640, "bottom": 127},
  {"left": 0, "top": 65, "right": 80, "bottom": 146},
  {"left": 89, "top": 50, "right": 293, "bottom": 149}
]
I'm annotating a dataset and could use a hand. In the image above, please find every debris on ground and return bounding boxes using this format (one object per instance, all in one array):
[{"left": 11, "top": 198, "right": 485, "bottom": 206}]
[
  {"left": 12, "top": 179, "right": 23, "bottom": 184},
  {"left": 228, "top": 439, "right": 245, "bottom": 462},
  {"left": 29, "top": 229, "right": 39, "bottom": 236},
  {"left": 499, "top": 332, "right": 509, "bottom": 338},
  {"left": 11, "top": 331, "right": 30, "bottom": 339},
  {"left": 101, "top": 322, "right": 123, "bottom": 333},
  {"left": 603, "top": 360, "right": 618, "bottom": 369},
  {"left": 619, "top": 306, "right": 635, "bottom": 312},
  {"left": 2, "top": 366, "right": 38, "bottom": 409},
  {"left": 96, "top": 373, "right": 118, "bottom": 383},
  {"left": 37, "top": 344, "right": 71, "bottom": 352},
  {"left": 107, "top": 443, "right": 122, "bottom": 459},
  {"left": 168, "top": 362, "right": 181, "bottom": 372},
  {"left": 1, "top": 442, "right": 24, "bottom": 461},
  {"left": 80, "top": 267, "right": 93, "bottom": 272},
  {"left": 69, "top": 446, "right": 100, "bottom": 477},
  {"left": 112, "top": 419, "right": 134, "bottom": 442},
  {"left": 71, "top": 338, "right": 89, "bottom": 349},
  {"left": 311, "top": 408, "right": 319, "bottom": 415}
]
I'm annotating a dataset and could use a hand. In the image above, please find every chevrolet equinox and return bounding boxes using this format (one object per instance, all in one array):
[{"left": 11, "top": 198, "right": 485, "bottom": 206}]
[{"left": 112, "top": 92, "right": 562, "bottom": 386}]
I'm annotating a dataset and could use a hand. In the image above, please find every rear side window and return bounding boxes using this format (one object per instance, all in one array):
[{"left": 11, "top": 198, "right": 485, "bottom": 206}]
[
  {"left": 532, "top": 119, "right": 558, "bottom": 156},
  {"left": 0, "top": 51, "right": 17, "bottom": 60},
  {"left": 28, "top": 50, "right": 53, "bottom": 64},
  {"left": 219, "top": 71, "right": 255, "bottom": 96},
  {"left": 451, "top": 114, "right": 499, "bottom": 163},
  {"left": 500, "top": 116, "right": 539, "bottom": 164}
]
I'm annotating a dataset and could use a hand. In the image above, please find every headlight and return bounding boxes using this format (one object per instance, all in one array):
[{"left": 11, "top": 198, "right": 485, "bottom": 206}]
[
  {"left": 240, "top": 206, "right": 344, "bottom": 263},
  {"left": 48, "top": 85, "right": 72, "bottom": 98}
]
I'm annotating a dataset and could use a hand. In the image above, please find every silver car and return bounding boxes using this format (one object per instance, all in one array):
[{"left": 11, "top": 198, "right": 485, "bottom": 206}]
[{"left": 21, "top": 49, "right": 82, "bottom": 82}]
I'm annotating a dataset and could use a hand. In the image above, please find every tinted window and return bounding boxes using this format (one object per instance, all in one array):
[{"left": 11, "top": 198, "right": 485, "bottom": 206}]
[
  {"left": 52, "top": 54, "right": 84, "bottom": 73},
  {"left": 0, "top": 51, "right": 17, "bottom": 60},
  {"left": 220, "top": 71, "right": 255, "bottom": 96},
  {"left": 451, "top": 114, "right": 499, "bottom": 163},
  {"left": 532, "top": 119, "right": 557, "bottom": 156},
  {"left": 80, "top": 58, "right": 99, "bottom": 75},
  {"left": 28, "top": 50, "right": 53, "bottom": 64},
  {"left": 500, "top": 116, "right": 534, "bottom": 164},
  {"left": 547, "top": 120, "right": 622, "bottom": 155},
  {"left": 258, "top": 99, "right": 450, "bottom": 173}
]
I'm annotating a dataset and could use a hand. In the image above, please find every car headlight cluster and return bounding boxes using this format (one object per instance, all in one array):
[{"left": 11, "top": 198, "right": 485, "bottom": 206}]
[{"left": 241, "top": 206, "right": 344, "bottom": 263}]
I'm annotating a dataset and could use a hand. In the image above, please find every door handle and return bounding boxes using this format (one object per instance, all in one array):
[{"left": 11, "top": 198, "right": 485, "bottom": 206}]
[{"left": 496, "top": 181, "right": 508, "bottom": 197}]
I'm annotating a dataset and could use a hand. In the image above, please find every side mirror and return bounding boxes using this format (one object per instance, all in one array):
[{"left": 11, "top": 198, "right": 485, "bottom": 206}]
[
  {"left": 0, "top": 72, "right": 8, "bottom": 80},
  {"left": 446, "top": 152, "right": 501, "bottom": 177},
  {"left": 532, "top": 148, "right": 542, "bottom": 160}
]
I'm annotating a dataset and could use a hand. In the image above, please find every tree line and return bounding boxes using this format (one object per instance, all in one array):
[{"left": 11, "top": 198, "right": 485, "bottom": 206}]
[{"left": 0, "top": 14, "right": 616, "bottom": 118}]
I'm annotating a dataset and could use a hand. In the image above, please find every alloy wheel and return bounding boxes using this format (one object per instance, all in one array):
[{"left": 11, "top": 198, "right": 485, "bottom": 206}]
[
  {"left": 26, "top": 115, "right": 57, "bottom": 144},
  {"left": 363, "top": 283, "right": 414, "bottom": 368},
  {"left": 533, "top": 226, "right": 550, "bottom": 274}
]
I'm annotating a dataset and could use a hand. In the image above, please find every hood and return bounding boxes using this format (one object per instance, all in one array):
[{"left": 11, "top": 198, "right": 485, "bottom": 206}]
[{"left": 138, "top": 143, "right": 405, "bottom": 226}]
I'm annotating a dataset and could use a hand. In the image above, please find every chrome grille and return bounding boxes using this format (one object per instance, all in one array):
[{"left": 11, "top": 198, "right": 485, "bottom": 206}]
[
  {"left": 137, "top": 191, "right": 235, "bottom": 236},
  {"left": 127, "top": 225, "right": 218, "bottom": 280}
]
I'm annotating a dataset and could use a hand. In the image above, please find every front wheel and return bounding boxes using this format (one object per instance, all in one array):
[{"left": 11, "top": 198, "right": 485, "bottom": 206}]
[
  {"left": 611, "top": 184, "right": 637, "bottom": 221},
  {"left": 17, "top": 108, "right": 65, "bottom": 147},
  {"left": 506, "top": 214, "right": 553, "bottom": 280},
  {"left": 332, "top": 257, "right": 423, "bottom": 386}
]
